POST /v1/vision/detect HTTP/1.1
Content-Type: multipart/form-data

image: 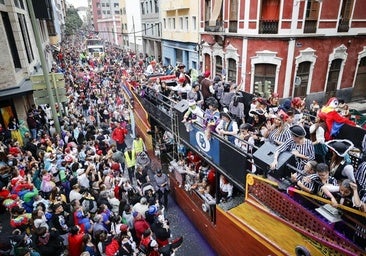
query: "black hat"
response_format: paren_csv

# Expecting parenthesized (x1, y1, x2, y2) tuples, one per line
(289, 125, 306, 137)
(325, 139, 354, 157)
(239, 123, 253, 131)
(249, 109, 265, 116)
(156, 169, 162, 174)
(257, 97, 268, 106)
(220, 112, 231, 119)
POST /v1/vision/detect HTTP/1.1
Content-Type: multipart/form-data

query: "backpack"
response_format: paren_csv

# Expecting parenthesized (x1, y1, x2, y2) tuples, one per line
(105, 239, 120, 256)
(138, 237, 151, 254)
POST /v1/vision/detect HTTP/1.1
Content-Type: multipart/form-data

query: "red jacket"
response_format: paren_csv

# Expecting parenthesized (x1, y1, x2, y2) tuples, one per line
(105, 239, 120, 256)
(134, 219, 150, 240)
(112, 127, 127, 144)
(68, 233, 84, 256)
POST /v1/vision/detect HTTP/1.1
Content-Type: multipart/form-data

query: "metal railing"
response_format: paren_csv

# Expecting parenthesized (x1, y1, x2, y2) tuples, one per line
(259, 19, 278, 34)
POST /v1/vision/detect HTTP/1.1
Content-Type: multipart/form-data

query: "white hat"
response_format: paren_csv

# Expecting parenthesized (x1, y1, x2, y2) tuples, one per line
(76, 168, 84, 175)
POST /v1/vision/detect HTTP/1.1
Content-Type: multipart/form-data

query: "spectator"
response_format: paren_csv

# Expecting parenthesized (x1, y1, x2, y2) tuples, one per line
(154, 170, 169, 209)
(215, 112, 238, 144)
(325, 139, 355, 182)
(270, 125, 315, 172)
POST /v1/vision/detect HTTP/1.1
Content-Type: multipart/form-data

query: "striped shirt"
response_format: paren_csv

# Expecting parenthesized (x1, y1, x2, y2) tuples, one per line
(275, 137, 315, 170)
(267, 127, 292, 145)
(355, 161, 366, 190)
(306, 173, 338, 197)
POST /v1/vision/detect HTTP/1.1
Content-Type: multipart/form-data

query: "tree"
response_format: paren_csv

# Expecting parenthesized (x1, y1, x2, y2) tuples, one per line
(64, 6, 83, 35)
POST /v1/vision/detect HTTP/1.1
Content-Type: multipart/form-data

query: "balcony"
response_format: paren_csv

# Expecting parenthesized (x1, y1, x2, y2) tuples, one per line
(204, 20, 224, 33)
(259, 20, 278, 34)
(304, 20, 317, 34)
(337, 18, 350, 32)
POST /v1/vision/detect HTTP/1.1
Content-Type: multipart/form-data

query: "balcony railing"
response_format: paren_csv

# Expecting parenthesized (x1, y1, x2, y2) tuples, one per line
(229, 21, 238, 33)
(337, 18, 350, 32)
(204, 20, 224, 32)
(259, 20, 278, 34)
(304, 20, 317, 33)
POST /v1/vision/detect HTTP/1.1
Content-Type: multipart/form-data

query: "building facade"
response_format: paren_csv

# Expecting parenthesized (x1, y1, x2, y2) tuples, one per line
(90, 0, 122, 45)
(125, 0, 143, 53)
(119, 0, 129, 50)
(200, 0, 366, 103)
(141, 0, 162, 62)
(0, 0, 54, 126)
(160, 0, 200, 70)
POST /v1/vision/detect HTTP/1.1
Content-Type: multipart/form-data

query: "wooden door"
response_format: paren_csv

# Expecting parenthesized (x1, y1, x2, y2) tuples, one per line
(352, 57, 366, 100)
(325, 59, 342, 102)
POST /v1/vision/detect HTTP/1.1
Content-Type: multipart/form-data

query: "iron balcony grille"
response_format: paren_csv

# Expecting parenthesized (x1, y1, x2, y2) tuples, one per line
(259, 20, 278, 34)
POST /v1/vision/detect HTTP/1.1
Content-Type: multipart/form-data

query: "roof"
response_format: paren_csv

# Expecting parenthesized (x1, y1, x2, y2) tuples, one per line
(0, 79, 33, 99)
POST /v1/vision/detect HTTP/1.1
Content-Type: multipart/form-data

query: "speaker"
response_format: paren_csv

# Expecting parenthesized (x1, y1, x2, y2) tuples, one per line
(253, 142, 295, 179)
(174, 99, 189, 113)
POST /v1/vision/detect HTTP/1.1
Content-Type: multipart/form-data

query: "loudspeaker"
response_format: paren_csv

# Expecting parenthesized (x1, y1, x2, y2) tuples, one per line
(253, 142, 295, 179)
(174, 99, 189, 113)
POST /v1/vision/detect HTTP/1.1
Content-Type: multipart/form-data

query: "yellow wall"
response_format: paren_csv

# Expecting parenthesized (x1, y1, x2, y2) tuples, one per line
(161, 0, 199, 43)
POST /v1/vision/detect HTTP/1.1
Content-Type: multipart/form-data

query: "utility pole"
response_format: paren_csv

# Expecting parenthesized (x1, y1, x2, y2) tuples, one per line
(133, 16, 137, 54)
(26, 0, 61, 133)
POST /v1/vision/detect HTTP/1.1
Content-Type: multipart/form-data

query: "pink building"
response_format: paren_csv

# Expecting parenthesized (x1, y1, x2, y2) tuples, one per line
(90, 0, 122, 46)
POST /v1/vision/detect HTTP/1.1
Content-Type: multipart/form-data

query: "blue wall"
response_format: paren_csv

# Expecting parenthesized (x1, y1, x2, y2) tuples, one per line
(162, 40, 199, 70)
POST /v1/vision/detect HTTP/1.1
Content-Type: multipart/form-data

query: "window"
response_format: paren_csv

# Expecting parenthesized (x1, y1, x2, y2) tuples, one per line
(180, 17, 183, 30)
(102, 3, 105, 7)
(259, 0, 280, 34)
(192, 16, 197, 30)
(14, 0, 20, 8)
(114, 3, 119, 7)
(156, 23, 160, 37)
(19, 0, 24, 9)
(173, 18, 176, 29)
(215, 56, 223, 76)
(115, 10, 119, 14)
(1, 11, 21, 69)
(18, 14, 34, 63)
(0, 0, 5, 4)
(229, 0, 238, 33)
(304, 0, 319, 33)
(228, 58, 237, 83)
(163, 18, 166, 29)
(141, 3, 145, 14)
(294, 62, 311, 98)
(325, 59, 342, 100)
(185, 17, 189, 30)
(97, 3, 100, 8)
(253, 64, 276, 98)
(150, 0, 152, 13)
(168, 18, 171, 29)
(97, 10, 101, 15)
(338, 0, 354, 32)
(176, 49, 183, 63)
(143, 24, 146, 35)
(107, 10, 110, 14)
(46, 20, 56, 36)
(155, 0, 159, 12)
(106, 2, 109, 7)
(103, 10, 106, 14)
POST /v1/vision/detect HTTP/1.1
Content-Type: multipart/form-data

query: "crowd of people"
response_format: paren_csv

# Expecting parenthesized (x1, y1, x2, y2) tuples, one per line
(0, 35, 185, 256)
(0, 29, 365, 255)
(139, 55, 366, 249)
